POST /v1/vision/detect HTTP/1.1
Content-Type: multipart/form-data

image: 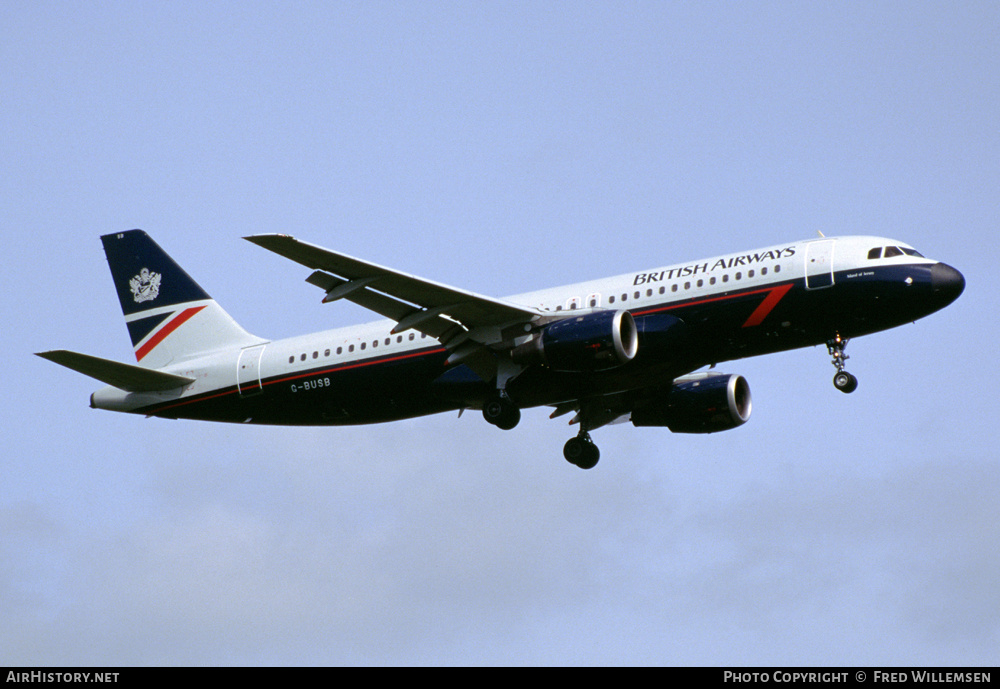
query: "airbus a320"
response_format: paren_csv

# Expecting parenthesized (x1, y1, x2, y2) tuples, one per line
(38, 230, 964, 469)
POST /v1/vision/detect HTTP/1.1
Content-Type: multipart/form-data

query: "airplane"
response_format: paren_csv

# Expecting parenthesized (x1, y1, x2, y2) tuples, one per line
(37, 230, 964, 469)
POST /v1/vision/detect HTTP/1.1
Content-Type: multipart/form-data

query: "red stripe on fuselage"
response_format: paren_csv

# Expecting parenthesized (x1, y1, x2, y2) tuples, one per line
(135, 306, 206, 361)
(264, 347, 448, 388)
(740, 283, 794, 327)
(143, 346, 448, 415)
(634, 282, 795, 327)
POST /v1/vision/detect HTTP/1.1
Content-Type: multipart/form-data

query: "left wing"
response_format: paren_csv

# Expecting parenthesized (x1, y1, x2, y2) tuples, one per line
(245, 235, 546, 370)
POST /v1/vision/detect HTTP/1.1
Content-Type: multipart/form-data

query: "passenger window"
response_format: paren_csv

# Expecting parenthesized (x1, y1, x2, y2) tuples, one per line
(735, 272, 742, 280)
(288, 356, 294, 364)
(774, 265, 781, 273)
(348, 345, 354, 353)
(868, 247, 882, 259)
(696, 279, 703, 288)
(300, 354, 306, 362)
(672, 284, 678, 292)
(748, 270, 754, 279)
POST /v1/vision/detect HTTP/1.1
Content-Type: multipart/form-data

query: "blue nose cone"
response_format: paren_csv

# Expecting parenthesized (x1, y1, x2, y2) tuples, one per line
(930, 262, 965, 306)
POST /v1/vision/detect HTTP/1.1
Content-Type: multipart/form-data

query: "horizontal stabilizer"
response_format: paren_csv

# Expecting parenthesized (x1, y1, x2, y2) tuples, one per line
(35, 350, 195, 392)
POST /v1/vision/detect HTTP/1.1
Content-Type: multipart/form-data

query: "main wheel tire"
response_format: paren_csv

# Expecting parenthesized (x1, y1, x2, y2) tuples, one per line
(563, 437, 584, 464)
(563, 437, 599, 469)
(495, 406, 520, 430)
(483, 396, 520, 430)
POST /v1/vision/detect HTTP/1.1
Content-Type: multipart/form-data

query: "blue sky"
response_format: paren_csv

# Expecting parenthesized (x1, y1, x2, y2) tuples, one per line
(3, 1, 997, 665)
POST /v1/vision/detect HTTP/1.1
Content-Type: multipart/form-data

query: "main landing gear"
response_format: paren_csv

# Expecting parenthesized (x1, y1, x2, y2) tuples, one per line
(482, 393, 601, 470)
(826, 334, 858, 394)
(563, 430, 600, 470)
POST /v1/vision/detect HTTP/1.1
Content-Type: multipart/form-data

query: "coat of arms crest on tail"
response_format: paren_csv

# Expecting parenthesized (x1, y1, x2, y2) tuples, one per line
(129, 268, 161, 303)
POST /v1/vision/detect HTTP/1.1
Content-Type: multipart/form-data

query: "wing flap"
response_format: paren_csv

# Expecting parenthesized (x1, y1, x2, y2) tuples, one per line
(305, 269, 468, 342)
(36, 350, 195, 392)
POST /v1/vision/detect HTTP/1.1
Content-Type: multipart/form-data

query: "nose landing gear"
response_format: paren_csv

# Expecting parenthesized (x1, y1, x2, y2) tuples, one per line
(827, 334, 858, 393)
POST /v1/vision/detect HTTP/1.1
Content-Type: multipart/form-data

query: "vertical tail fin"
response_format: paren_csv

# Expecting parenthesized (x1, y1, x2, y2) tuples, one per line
(101, 230, 261, 368)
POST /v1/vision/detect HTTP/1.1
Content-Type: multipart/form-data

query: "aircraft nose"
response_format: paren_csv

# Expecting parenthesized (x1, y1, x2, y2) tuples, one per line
(930, 262, 965, 305)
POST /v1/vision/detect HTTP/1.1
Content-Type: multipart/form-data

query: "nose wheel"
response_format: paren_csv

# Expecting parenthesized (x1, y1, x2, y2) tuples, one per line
(833, 370, 858, 393)
(827, 334, 858, 393)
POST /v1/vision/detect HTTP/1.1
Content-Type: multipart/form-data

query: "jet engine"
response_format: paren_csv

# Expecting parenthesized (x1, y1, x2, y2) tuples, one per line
(631, 372, 752, 433)
(511, 309, 638, 372)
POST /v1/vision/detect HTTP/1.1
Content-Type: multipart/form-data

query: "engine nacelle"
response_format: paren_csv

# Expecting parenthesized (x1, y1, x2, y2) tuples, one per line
(512, 310, 638, 372)
(631, 373, 752, 433)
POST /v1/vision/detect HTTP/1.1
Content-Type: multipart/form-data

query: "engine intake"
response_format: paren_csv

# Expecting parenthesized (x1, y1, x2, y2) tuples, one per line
(631, 373, 752, 433)
(512, 309, 638, 372)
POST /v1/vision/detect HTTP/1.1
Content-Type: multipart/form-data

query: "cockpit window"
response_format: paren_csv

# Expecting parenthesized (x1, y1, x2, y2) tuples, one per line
(870, 246, 924, 260)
